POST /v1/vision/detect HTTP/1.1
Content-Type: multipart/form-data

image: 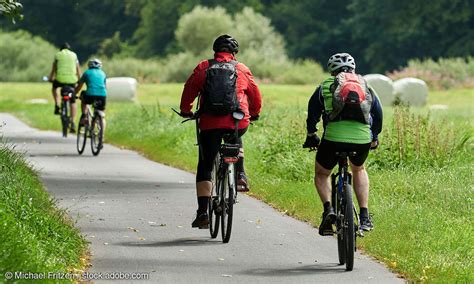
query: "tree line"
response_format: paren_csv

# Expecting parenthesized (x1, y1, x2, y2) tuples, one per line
(1, 0, 472, 73)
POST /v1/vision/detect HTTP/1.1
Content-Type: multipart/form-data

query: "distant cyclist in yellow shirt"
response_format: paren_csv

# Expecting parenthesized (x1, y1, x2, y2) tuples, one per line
(48, 42, 81, 132)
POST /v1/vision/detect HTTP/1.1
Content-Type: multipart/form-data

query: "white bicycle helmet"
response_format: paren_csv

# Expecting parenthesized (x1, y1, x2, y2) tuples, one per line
(327, 53, 356, 72)
(88, 58, 102, 68)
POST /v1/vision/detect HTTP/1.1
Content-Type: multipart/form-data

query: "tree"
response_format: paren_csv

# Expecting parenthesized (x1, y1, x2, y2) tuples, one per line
(175, 6, 233, 55)
(348, 0, 474, 72)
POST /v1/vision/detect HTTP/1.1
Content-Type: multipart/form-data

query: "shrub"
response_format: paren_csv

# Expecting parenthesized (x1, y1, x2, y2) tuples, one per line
(387, 57, 474, 90)
(276, 59, 327, 85)
(0, 30, 56, 82)
(93, 57, 163, 83)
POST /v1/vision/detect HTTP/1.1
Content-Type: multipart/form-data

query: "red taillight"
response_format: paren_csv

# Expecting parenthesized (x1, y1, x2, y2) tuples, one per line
(63, 96, 70, 101)
(223, 157, 239, 163)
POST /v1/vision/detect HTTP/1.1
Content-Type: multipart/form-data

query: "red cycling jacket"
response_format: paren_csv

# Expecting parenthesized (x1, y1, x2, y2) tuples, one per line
(180, 52, 262, 130)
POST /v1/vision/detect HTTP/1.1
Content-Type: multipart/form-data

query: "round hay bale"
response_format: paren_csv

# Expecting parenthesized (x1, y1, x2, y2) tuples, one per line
(393, 78, 428, 107)
(106, 77, 137, 101)
(363, 74, 395, 106)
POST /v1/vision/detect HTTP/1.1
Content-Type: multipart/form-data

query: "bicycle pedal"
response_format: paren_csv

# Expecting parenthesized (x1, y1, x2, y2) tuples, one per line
(198, 225, 209, 229)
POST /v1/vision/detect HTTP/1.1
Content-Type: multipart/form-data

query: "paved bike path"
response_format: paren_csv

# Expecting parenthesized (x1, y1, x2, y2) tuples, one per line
(1, 113, 403, 283)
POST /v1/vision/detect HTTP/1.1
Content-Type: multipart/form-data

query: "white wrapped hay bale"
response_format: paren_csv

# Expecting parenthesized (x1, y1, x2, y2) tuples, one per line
(106, 77, 137, 101)
(363, 74, 395, 106)
(393, 78, 428, 107)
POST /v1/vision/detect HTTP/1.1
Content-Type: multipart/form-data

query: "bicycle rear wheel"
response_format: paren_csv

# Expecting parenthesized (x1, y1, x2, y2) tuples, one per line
(343, 184, 355, 271)
(220, 165, 234, 243)
(90, 114, 103, 156)
(76, 123, 87, 154)
(60, 102, 69, 137)
(209, 156, 220, 238)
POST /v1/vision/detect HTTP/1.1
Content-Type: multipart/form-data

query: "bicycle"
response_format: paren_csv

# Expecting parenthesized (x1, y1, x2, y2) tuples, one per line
(173, 108, 244, 243)
(77, 98, 105, 156)
(59, 85, 75, 137)
(331, 151, 364, 271)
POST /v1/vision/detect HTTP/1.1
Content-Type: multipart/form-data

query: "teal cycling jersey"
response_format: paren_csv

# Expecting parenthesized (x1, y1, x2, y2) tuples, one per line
(79, 68, 107, 97)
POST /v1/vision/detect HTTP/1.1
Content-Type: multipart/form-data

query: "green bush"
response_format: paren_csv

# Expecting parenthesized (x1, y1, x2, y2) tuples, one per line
(0, 30, 57, 82)
(277, 59, 328, 85)
(387, 57, 474, 90)
(91, 57, 163, 83)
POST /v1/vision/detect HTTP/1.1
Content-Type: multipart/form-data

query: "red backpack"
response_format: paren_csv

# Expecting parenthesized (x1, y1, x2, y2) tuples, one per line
(329, 72, 372, 124)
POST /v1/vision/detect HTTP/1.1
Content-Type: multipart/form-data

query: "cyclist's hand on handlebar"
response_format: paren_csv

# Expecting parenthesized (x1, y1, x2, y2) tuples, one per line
(303, 133, 320, 150)
(370, 140, 379, 150)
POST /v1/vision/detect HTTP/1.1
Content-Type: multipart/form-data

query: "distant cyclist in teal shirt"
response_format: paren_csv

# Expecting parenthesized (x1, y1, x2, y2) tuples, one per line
(75, 58, 107, 126)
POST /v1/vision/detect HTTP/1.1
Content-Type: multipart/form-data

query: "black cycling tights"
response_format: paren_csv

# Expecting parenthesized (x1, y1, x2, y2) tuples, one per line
(196, 128, 247, 182)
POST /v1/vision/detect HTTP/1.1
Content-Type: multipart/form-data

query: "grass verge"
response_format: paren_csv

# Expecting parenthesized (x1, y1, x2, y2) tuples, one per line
(0, 82, 472, 282)
(0, 142, 88, 283)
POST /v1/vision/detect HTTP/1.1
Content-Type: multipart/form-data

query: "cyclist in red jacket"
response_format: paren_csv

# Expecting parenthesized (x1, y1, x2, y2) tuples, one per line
(180, 35, 262, 228)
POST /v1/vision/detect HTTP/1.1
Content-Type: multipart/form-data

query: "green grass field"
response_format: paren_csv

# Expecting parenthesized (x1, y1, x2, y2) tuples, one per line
(0, 143, 88, 283)
(0, 82, 472, 282)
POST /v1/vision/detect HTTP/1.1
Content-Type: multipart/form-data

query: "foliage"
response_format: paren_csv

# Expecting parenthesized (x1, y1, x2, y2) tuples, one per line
(0, 142, 87, 281)
(175, 6, 232, 55)
(348, 0, 473, 72)
(0, 30, 56, 82)
(388, 57, 474, 90)
(1, 0, 140, 60)
(96, 57, 163, 83)
(0, 0, 22, 22)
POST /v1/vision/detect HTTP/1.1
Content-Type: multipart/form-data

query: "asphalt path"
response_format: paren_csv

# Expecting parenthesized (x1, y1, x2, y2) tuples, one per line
(1, 113, 403, 283)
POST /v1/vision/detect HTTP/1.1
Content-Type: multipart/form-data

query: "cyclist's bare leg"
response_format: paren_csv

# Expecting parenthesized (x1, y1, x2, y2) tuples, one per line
(70, 102, 76, 121)
(52, 86, 59, 106)
(350, 162, 369, 208)
(197, 181, 212, 197)
(315, 161, 332, 203)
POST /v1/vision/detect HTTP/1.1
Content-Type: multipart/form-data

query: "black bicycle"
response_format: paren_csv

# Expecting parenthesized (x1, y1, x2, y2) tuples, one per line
(59, 85, 75, 137)
(208, 111, 244, 243)
(77, 99, 105, 156)
(331, 151, 364, 271)
(173, 108, 244, 243)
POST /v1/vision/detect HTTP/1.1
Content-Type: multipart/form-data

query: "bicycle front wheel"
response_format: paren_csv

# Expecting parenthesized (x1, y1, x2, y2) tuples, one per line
(220, 165, 234, 243)
(76, 122, 87, 154)
(90, 115, 103, 156)
(343, 184, 355, 271)
(209, 156, 220, 238)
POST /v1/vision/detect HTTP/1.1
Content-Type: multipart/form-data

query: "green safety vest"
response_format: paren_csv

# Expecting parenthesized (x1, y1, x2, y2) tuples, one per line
(55, 49, 78, 84)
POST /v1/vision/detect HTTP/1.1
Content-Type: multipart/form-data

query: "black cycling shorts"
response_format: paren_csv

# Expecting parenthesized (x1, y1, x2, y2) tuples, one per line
(196, 128, 247, 182)
(53, 80, 76, 89)
(316, 139, 371, 170)
(81, 92, 106, 111)
(55, 81, 77, 103)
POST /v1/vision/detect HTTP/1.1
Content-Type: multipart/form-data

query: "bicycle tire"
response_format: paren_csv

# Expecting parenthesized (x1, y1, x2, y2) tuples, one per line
(61, 101, 69, 137)
(343, 184, 355, 271)
(91, 114, 103, 156)
(333, 178, 345, 265)
(209, 156, 220, 238)
(76, 123, 87, 154)
(220, 165, 234, 243)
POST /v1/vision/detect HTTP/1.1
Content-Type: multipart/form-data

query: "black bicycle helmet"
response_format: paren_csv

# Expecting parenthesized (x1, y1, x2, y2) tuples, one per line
(213, 35, 239, 53)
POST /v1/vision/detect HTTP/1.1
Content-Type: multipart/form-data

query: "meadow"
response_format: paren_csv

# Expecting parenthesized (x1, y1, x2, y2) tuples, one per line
(0, 82, 472, 282)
